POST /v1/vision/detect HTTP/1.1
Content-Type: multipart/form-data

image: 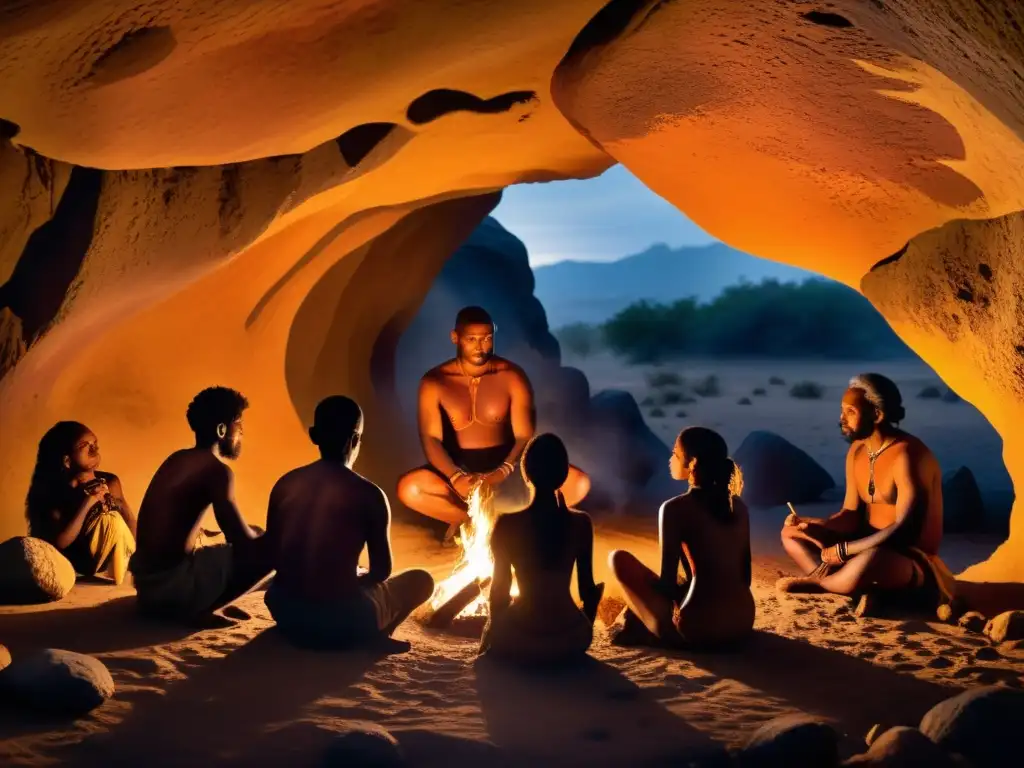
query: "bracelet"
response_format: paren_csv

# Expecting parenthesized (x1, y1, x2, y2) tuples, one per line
(501, 461, 515, 477)
(837, 541, 848, 563)
(448, 469, 466, 486)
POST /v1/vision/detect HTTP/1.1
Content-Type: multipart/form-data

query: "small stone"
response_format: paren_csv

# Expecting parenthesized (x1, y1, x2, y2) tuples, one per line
(974, 646, 1000, 661)
(0, 644, 11, 672)
(322, 723, 405, 768)
(844, 726, 958, 766)
(956, 611, 986, 634)
(0, 536, 76, 604)
(0, 648, 114, 716)
(737, 714, 840, 767)
(920, 686, 1024, 766)
(983, 610, 1024, 644)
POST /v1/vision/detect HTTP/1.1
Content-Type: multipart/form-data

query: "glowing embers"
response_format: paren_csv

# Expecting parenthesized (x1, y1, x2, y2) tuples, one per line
(426, 481, 518, 632)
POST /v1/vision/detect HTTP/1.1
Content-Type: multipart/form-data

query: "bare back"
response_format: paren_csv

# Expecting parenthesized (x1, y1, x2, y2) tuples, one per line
(493, 505, 592, 622)
(664, 491, 754, 639)
(136, 449, 239, 568)
(267, 461, 388, 600)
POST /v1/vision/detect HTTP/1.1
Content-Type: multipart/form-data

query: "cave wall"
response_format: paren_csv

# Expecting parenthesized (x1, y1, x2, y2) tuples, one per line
(1, 0, 1024, 583)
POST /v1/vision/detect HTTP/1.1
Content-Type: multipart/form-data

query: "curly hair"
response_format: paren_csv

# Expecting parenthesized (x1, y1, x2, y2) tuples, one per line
(849, 373, 905, 426)
(185, 386, 249, 438)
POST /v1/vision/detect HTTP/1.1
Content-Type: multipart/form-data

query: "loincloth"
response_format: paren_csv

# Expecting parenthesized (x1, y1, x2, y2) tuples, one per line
(264, 580, 402, 649)
(429, 443, 531, 511)
(64, 507, 135, 584)
(129, 543, 233, 619)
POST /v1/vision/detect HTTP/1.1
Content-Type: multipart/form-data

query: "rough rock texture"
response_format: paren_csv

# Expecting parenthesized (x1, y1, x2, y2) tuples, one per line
(843, 726, 959, 766)
(942, 466, 986, 533)
(395, 217, 671, 513)
(956, 611, 987, 634)
(0, 536, 76, 604)
(919, 686, 1024, 766)
(733, 431, 836, 508)
(0, 1, 1023, 587)
(984, 610, 1024, 643)
(0, 648, 115, 716)
(322, 723, 406, 768)
(736, 714, 840, 768)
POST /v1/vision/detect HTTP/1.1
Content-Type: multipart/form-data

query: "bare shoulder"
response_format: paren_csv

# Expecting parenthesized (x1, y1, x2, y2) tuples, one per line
(661, 493, 692, 515)
(96, 470, 121, 486)
(847, 441, 867, 461)
(570, 508, 594, 535)
(492, 357, 530, 383)
(895, 433, 939, 470)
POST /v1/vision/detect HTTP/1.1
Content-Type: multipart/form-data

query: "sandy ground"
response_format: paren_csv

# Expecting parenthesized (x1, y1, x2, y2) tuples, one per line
(2, 515, 1023, 768)
(2, 357, 1021, 767)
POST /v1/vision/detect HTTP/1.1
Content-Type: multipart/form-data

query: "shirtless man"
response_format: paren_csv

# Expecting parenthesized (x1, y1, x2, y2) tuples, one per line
(263, 395, 434, 650)
(397, 306, 591, 542)
(777, 373, 954, 606)
(130, 387, 272, 626)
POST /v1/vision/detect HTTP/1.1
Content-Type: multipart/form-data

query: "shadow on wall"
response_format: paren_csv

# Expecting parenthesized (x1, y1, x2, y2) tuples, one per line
(392, 217, 675, 515)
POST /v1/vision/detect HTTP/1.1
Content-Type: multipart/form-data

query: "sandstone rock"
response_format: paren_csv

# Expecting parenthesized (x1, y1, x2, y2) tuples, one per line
(1, 648, 114, 716)
(942, 467, 986, 533)
(984, 610, 1024, 644)
(0, 643, 11, 672)
(733, 431, 835, 508)
(736, 714, 840, 767)
(919, 686, 1024, 766)
(844, 726, 958, 766)
(0, 536, 76, 604)
(957, 611, 987, 634)
(321, 723, 405, 768)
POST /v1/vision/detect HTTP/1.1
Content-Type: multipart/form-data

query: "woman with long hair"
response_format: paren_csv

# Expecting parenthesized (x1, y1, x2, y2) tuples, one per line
(480, 433, 604, 665)
(609, 426, 754, 648)
(26, 421, 137, 585)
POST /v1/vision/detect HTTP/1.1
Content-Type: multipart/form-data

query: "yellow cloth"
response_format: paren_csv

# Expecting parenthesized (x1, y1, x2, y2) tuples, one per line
(66, 508, 136, 585)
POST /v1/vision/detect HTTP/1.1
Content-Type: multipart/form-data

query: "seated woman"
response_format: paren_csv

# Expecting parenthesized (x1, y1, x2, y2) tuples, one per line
(480, 433, 604, 666)
(26, 421, 137, 585)
(608, 426, 754, 649)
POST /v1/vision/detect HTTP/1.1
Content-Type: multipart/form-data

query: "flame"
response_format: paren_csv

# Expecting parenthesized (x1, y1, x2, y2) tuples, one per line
(430, 480, 518, 618)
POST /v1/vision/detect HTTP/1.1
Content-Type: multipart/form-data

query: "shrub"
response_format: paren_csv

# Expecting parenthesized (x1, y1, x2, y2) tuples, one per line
(649, 407, 666, 417)
(640, 395, 656, 406)
(752, 387, 767, 396)
(646, 371, 683, 388)
(675, 410, 687, 418)
(917, 385, 941, 399)
(942, 388, 961, 403)
(737, 396, 752, 405)
(554, 322, 601, 359)
(790, 381, 825, 400)
(692, 375, 721, 397)
(769, 376, 786, 386)
(660, 390, 686, 405)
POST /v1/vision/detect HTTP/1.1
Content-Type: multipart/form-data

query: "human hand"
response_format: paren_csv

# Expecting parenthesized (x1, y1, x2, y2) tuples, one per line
(820, 544, 844, 566)
(481, 468, 509, 487)
(83, 480, 109, 502)
(452, 473, 477, 500)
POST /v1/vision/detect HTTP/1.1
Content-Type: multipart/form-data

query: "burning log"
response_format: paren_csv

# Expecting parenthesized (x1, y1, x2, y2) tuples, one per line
(427, 576, 492, 629)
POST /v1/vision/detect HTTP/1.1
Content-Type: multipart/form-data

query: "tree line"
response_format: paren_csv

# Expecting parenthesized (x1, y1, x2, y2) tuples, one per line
(553, 278, 913, 364)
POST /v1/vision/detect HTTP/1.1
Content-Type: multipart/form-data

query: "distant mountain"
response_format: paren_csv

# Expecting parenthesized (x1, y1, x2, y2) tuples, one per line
(532, 242, 818, 328)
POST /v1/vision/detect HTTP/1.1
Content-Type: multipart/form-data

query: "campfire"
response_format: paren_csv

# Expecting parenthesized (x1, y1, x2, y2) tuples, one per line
(426, 480, 519, 629)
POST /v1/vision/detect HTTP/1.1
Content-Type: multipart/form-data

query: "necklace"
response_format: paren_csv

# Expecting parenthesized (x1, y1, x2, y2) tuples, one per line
(456, 358, 490, 382)
(866, 438, 895, 502)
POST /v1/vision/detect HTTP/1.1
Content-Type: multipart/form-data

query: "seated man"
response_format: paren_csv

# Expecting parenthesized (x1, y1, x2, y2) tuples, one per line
(26, 421, 136, 585)
(130, 387, 272, 626)
(263, 395, 434, 650)
(397, 305, 591, 543)
(480, 433, 604, 666)
(777, 373, 955, 610)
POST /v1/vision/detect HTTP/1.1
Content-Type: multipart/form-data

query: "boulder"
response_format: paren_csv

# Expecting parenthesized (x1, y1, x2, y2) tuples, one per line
(957, 611, 987, 634)
(321, 723, 405, 768)
(919, 686, 1024, 766)
(941, 467, 985, 533)
(736, 714, 840, 768)
(0, 643, 10, 672)
(0, 648, 115, 716)
(843, 726, 958, 766)
(984, 610, 1024, 643)
(0, 536, 76, 604)
(733, 431, 835, 508)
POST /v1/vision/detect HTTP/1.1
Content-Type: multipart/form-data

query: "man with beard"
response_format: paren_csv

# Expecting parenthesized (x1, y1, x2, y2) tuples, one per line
(777, 373, 954, 608)
(397, 306, 591, 543)
(130, 386, 273, 626)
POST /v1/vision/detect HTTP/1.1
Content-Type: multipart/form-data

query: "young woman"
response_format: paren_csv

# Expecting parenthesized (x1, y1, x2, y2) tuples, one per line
(609, 426, 754, 648)
(26, 421, 136, 585)
(480, 433, 604, 665)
